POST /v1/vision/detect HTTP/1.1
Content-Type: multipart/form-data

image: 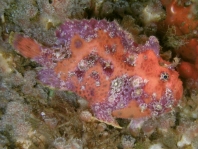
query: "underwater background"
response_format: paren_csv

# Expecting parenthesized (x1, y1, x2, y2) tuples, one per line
(0, 0, 198, 149)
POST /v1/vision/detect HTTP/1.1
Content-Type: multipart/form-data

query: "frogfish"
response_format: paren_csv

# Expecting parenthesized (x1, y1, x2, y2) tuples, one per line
(10, 19, 183, 128)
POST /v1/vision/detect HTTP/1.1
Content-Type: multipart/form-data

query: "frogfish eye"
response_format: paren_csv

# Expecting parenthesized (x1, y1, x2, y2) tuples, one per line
(160, 72, 169, 81)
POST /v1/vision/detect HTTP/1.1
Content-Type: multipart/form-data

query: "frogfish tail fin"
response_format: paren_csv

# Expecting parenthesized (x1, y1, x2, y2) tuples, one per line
(10, 32, 42, 59)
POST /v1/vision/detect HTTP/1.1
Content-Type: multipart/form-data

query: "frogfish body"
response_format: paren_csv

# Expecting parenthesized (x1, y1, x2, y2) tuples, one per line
(11, 19, 183, 128)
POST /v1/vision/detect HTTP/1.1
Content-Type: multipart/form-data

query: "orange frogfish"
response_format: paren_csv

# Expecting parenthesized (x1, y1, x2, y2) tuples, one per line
(11, 19, 183, 128)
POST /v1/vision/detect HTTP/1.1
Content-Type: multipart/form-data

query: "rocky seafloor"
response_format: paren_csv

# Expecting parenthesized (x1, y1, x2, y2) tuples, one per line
(0, 0, 198, 149)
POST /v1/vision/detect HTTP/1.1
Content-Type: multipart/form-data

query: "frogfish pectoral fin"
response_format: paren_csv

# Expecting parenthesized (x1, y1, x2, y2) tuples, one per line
(91, 103, 122, 129)
(95, 117, 122, 129)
